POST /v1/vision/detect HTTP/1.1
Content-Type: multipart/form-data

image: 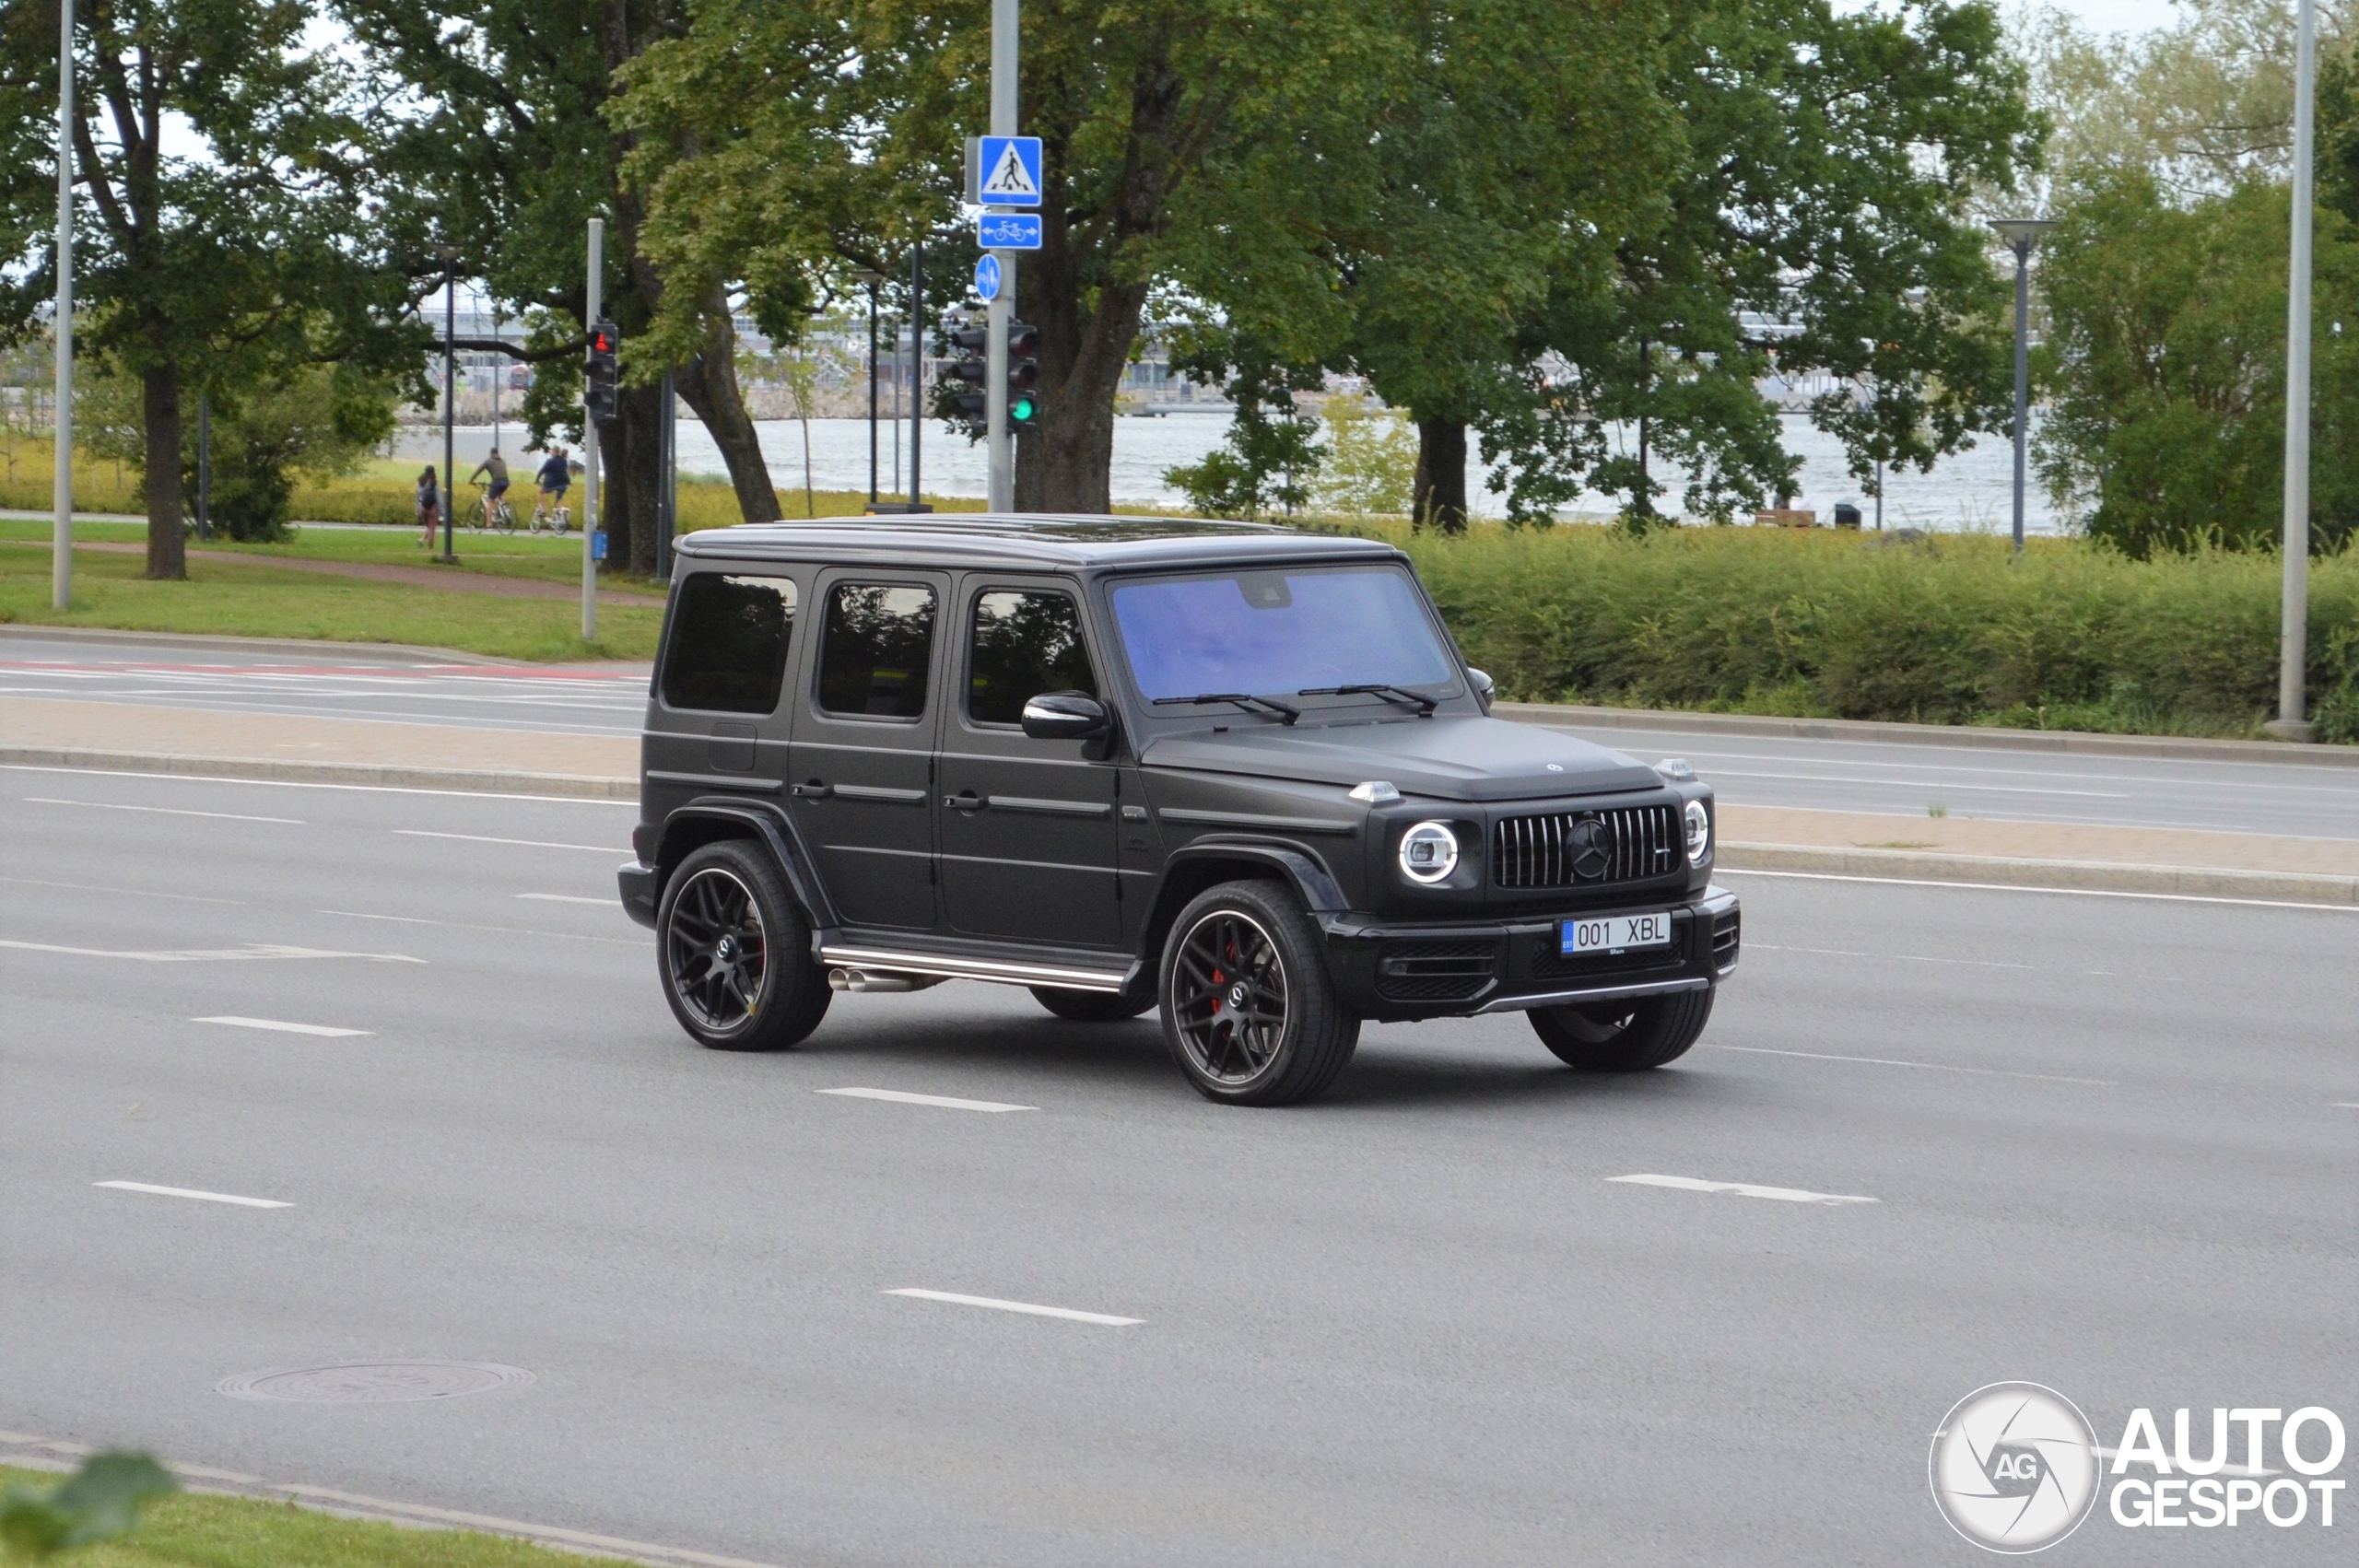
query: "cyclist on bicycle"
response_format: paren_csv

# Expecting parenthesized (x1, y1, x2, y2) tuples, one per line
(469, 448, 511, 521)
(533, 447, 571, 531)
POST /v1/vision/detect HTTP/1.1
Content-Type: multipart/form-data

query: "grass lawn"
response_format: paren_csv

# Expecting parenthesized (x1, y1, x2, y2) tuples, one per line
(0, 1466, 609, 1568)
(0, 538, 662, 661)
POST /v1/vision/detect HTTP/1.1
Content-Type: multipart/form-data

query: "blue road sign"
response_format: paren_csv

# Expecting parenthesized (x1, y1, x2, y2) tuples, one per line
(973, 253, 1002, 301)
(976, 136, 1044, 206)
(977, 211, 1042, 252)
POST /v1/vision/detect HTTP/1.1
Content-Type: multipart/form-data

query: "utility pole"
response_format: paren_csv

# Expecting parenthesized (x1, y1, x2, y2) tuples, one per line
(196, 392, 210, 540)
(1990, 218, 2054, 556)
(440, 246, 457, 562)
(986, 0, 1018, 513)
(53, 0, 73, 609)
(858, 270, 883, 506)
(657, 367, 675, 581)
(582, 217, 602, 642)
(2271, 0, 2319, 741)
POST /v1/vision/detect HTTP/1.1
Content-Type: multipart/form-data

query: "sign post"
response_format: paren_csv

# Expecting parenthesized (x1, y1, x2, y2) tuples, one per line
(53, 0, 73, 609)
(984, 3, 1027, 513)
(581, 217, 601, 642)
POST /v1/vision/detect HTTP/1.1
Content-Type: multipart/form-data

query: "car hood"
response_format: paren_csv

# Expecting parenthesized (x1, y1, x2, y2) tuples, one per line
(1138, 715, 1666, 802)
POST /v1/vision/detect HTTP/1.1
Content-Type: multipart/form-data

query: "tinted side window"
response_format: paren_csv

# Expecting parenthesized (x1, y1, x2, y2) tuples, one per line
(818, 583, 937, 718)
(968, 590, 1097, 725)
(661, 574, 796, 713)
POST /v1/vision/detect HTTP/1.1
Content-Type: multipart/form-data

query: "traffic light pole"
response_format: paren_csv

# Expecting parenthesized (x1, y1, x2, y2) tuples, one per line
(985, 0, 1017, 513)
(581, 217, 601, 642)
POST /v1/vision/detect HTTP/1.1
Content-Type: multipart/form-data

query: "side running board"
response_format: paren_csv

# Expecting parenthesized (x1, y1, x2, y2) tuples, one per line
(816, 944, 1130, 994)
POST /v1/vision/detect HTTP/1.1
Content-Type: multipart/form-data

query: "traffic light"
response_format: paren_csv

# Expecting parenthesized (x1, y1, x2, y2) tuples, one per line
(945, 318, 991, 436)
(1006, 322, 1040, 428)
(584, 318, 620, 427)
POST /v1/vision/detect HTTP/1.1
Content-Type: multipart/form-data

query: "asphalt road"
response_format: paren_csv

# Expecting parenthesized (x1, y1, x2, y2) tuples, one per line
(4, 764, 2353, 1566)
(7, 629, 2359, 838)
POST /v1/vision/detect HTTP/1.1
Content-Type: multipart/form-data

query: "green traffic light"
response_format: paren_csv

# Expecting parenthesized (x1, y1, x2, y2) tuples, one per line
(1011, 396, 1037, 424)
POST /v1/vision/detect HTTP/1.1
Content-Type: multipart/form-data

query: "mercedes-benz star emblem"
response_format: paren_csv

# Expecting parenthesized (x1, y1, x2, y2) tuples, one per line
(1568, 817, 1613, 880)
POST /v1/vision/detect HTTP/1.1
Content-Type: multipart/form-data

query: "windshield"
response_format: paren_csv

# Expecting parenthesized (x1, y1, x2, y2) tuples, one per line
(1109, 565, 1458, 703)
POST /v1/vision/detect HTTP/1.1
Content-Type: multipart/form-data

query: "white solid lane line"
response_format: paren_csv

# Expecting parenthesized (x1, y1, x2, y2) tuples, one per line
(194, 1016, 371, 1038)
(1702, 1043, 2112, 1086)
(819, 1087, 1036, 1113)
(1716, 867, 2359, 913)
(515, 894, 611, 905)
(2, 763, 638, 804)
(1610, 1174, 1878, 1206)
(22, 797, 303, 824)
(0, 939, 422, 964)
(95, 1181, 291, 1209)
(394, 830, 618, 852)
(886, 1289, 1141, 1326)
(1697, 769, 2129, 798)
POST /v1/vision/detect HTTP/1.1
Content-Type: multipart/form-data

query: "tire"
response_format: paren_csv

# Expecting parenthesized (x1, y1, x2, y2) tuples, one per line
(656, 840, 831, 1051)
(1029, 987, 1154, 1023)
(1529, 988, 1713, 1071)
(1159, 880, 1358, 1106)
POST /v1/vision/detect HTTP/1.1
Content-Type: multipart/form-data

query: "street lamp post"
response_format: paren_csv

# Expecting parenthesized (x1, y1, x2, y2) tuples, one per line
(53, 0, 74, 610)
(439, 245, 458, 563)
(1991, 218, 2055, 556)
(2269, 0, 2320, 742)
(855, 269, 884, 507)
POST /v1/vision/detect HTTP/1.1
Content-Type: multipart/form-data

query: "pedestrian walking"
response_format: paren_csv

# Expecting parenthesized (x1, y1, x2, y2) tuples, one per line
(416, 465, 440, 547)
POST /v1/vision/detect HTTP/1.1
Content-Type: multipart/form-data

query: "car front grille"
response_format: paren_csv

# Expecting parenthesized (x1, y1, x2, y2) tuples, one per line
(1492, 804, 1681, 889)
(1711, 907, 1742, 969)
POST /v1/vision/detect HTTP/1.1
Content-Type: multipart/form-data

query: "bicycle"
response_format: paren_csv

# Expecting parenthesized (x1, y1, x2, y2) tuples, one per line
(471, 484, 519, 533)
(531, 495, 572, 534)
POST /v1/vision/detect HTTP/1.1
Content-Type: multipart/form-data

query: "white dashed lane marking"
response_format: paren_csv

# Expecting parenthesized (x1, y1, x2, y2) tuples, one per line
(886, 1289, 1141, 1326)
(194, 1016, 371, 1038)
(1610, 1174, 1878, 1206)
(818, 1088, 1036, 1113)
(95, 1181, 292, 1209)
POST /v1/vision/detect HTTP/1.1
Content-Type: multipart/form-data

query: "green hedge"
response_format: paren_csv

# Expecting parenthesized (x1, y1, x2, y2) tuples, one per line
(1380, 523, 2359, 743)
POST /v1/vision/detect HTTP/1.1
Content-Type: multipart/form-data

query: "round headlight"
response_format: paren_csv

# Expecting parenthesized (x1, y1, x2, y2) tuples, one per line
(1398, 821, 1461, 883)
(1684, 799, 1711, 862)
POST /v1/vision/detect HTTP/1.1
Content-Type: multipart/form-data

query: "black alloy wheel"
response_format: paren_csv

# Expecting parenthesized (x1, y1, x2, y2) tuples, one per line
(1159, 880, 1357, 1106)
(1528, 988, 1713, 1071)
(657, 840, 830, 1051)
(1029, 987, 1155, 1023)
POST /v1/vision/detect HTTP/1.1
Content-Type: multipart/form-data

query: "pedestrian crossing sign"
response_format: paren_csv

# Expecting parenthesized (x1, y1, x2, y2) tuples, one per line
(972, 135, 1043, 206)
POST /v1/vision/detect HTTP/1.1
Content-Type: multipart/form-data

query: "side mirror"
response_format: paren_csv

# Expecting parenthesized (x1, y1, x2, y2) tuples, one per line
(1466, 667, 1496, 713)
(1021, 690, 1110, 741)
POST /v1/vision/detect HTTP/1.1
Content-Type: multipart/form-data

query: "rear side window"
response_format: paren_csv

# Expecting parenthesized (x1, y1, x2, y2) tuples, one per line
(661, 574, 797, 713)
(968, 590, 1097, 724)
(818, 583, 937, 718)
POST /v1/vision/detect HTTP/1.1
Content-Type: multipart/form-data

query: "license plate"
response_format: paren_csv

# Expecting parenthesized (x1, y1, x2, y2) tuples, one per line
(1561, 912, 1673, 955)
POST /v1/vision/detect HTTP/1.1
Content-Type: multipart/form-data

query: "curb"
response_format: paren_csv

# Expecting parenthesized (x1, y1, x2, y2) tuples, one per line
(0, 746, 636, 801)
(1718, 842, 2359, 907)
(1498, 702, 2359, 768)
(0, 623, 530, 666)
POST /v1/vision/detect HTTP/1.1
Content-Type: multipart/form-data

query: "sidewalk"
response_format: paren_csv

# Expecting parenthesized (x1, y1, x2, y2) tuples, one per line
(6, 693, 2354, 904)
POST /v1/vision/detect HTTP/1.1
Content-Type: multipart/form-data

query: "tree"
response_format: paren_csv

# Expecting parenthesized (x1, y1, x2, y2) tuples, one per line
(619, 0, 1427, 512)
(1479, 0, 2038, 526)
(335, 0, 786, 574)
(2034, 172, 2359, 555)
(0, 0, 420, 579)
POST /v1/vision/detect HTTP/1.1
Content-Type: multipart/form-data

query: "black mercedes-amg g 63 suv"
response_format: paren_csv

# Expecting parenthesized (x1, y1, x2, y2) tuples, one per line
(617, 515, 1739, 1105)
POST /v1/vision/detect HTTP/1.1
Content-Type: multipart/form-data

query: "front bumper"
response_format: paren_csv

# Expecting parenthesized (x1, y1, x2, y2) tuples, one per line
(618, 861, 658, 928)
(1319, 884, 1739, 1022)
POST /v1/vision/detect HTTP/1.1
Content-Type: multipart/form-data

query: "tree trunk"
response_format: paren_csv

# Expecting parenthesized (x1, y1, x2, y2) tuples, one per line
(143, 365, 187, 578)
(672, 299, 780, 523)
(1413, 418, 1469, 534)
(1012, 255, 1149, 513)
(616, 381, 665, 575)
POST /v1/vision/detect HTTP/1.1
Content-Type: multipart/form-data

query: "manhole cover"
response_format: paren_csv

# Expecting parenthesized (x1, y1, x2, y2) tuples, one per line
(217, 1361, 534, 1404)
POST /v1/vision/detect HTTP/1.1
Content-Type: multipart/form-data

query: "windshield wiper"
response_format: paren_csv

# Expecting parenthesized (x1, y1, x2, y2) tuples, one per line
(1298, 683, 1438, 716)
(1153, 692, 1301, 725)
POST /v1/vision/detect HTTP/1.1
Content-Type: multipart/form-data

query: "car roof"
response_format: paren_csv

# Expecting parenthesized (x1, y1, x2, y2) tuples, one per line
(671, 513, 1405, 570)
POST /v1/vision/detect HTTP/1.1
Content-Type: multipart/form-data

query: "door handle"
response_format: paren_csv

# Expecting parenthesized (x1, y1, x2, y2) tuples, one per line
(945, 791, 987, 813)
(792, 780, 831, 799)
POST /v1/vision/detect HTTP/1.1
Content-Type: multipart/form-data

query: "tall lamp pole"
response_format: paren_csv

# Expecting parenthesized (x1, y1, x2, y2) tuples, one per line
(439, 244, 458, 562)
(856, 269, 883, 506)
(2270, 0, 2320, 742)
(53, 0, 74, 609)
(1991, 218, 2055, 556)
